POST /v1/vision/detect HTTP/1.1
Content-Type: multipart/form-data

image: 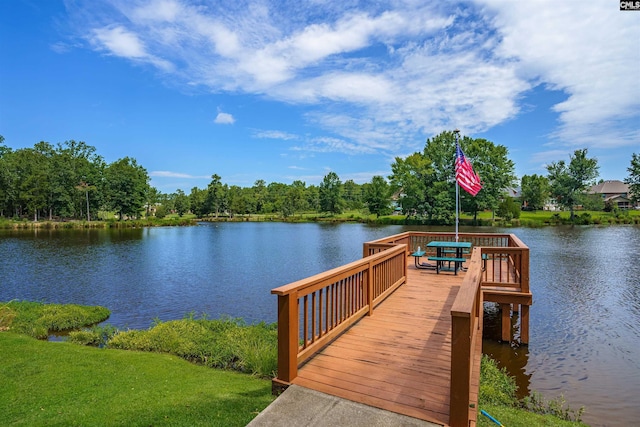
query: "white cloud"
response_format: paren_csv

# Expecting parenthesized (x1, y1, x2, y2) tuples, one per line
(90, 24, 174, 71)
(69, 0, 639, 156)
(475, 0, 640, 149)
(214, 112, 235, 124)
(92, 25, 147, 58)
(254, 130, 298, 140)
(292, 136, 377, 155)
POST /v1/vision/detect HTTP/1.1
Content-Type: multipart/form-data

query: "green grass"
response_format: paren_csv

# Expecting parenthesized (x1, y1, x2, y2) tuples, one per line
(2, 302, 591, 426)
(478, 356, 587, 427)
(0, 333, 274, 426)
(101, 316, 278, 378)
(458, 209, 640, 227)
(478, 405, 588, 427)
(0, 301, 110, 339)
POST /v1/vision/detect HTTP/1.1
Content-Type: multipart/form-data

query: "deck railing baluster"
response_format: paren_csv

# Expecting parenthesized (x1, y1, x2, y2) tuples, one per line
(311, 291, 317, 343)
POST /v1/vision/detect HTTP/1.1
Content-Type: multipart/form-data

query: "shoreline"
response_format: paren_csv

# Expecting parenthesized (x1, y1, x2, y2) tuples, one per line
(1, 209, 639, 230)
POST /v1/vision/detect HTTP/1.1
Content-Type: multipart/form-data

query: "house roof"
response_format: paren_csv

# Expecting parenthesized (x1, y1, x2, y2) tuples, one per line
(589, 180, 629, 195)
(604, 194, 630, 202)
(504, 186, 521, 198)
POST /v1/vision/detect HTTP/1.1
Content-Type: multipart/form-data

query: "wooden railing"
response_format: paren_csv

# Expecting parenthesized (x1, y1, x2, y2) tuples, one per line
(365, 231, 514, 255)
(271, 230, 530, 427)
(365, 231, 530, 304)
(450, 247, 484, 427)
(480, 233, 531, 343)
(271, 244, 407, 389)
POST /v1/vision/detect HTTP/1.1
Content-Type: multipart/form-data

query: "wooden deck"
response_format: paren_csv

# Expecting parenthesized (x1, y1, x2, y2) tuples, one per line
(272, 232, 531, 427)
(291, 263, 481, 426)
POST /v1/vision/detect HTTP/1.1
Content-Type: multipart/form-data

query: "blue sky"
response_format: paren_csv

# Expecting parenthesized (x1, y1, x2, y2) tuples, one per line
(1, 1, 638, 193)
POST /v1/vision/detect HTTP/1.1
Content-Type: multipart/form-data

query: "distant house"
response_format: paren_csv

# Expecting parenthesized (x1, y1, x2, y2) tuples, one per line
(589, 180, 636, 209)
(390, 189, 405, 215)
(504, 187, 521, 199)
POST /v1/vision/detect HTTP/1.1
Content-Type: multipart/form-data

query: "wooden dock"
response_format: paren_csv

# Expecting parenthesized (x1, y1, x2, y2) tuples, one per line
(271, 232, 531, 427)
(292, 265, 479, 425)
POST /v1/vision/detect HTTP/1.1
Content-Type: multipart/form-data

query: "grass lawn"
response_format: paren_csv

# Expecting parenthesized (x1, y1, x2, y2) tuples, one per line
(1, 301, 588, 426)
(477, 405, 588, 427)
(457, 209, 640, 226)
(0, 333, 274, 426)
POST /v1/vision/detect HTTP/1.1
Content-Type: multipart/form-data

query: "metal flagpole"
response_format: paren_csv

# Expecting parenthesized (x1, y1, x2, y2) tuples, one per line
(454, 129, 460, 242)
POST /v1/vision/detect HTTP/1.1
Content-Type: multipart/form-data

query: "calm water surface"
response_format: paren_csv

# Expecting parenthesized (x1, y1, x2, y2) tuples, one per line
(1, 222, 639, 426)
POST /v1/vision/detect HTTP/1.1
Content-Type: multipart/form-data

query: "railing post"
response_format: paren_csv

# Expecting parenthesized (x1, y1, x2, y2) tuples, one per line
(274, 293, 298, 390)
(450, 312, 471, 427)
(520, 247, 530, 294)
(402, 245, 408, 283)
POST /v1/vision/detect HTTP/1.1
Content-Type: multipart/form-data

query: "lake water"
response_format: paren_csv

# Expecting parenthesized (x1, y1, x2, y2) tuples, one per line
(1, 222, 639, 426)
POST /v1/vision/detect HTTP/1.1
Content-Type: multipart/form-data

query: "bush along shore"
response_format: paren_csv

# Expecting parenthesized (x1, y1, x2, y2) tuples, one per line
(0, 217, 198, 230)
(2, 208, 639, 229)
(0, 301, 588, 426)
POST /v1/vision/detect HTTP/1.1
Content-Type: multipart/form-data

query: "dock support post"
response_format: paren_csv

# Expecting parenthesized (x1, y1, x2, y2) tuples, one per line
(500, 303, 511, 342)
(520, 304, 530, 344)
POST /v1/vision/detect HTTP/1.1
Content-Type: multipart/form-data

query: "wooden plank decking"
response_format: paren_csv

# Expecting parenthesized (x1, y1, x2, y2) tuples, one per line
(291, 263, 482, 426)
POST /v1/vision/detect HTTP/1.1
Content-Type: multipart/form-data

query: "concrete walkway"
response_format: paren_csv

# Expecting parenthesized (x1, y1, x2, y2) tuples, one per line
(247, 385, 442, 427)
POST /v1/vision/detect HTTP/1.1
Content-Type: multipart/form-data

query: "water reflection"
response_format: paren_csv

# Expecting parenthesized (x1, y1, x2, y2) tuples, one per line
(484, 226, 640, 427)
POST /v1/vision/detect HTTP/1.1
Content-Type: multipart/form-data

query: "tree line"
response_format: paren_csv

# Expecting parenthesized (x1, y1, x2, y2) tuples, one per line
(1, 133, 638, 223)
(0, 136, 148, 221)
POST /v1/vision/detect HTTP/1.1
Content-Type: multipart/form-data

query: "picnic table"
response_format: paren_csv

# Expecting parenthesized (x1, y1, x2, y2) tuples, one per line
(426, 241, 471, 274)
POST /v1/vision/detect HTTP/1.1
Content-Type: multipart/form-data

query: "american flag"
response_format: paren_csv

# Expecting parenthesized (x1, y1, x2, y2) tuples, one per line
(455, 143, 482, 196)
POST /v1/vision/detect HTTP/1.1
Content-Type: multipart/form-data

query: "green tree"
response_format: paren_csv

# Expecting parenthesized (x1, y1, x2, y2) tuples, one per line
(390, 131, 515, 223)
(53, 140, 104, 220)
(104, 157, 150, 220)
(173, 189, 189, 217)
(496, 196, 521, 221)
(0, 136, 17, 217)
(343, 179, 363, 210)
(581, 193, 605, 211)
(319, 172, 344, 214)
(158, 191, 174, 214)
(268, 182, 291, 214)
(12, 144, 53, 221)
(189, 187, 207, 217)
(205, 174, 226, 217)
(547, 148, 599, 220)
(625, 153, 640, 206)
(461, 137, 516, 220)
(282, 180, 307, 218)
(146, 187, 161, 218)
(227, 185, 252, 217)
(75, 181, 96, 221)
(363, 176, 391, 217)
(422, 132, 457, 223)
(389, 153, 431, 217)
(520, 174, 550, 211)
(306, 185, 320, 211)
(252, 179, 267, 214)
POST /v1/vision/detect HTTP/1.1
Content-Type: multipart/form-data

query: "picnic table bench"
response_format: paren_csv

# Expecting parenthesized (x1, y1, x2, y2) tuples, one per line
(427, 256, 466, 274)
(410, 250, 436, 270)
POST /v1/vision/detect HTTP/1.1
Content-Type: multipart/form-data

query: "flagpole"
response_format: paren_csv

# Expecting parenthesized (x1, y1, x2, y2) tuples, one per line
(454, 129, 460, 242)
